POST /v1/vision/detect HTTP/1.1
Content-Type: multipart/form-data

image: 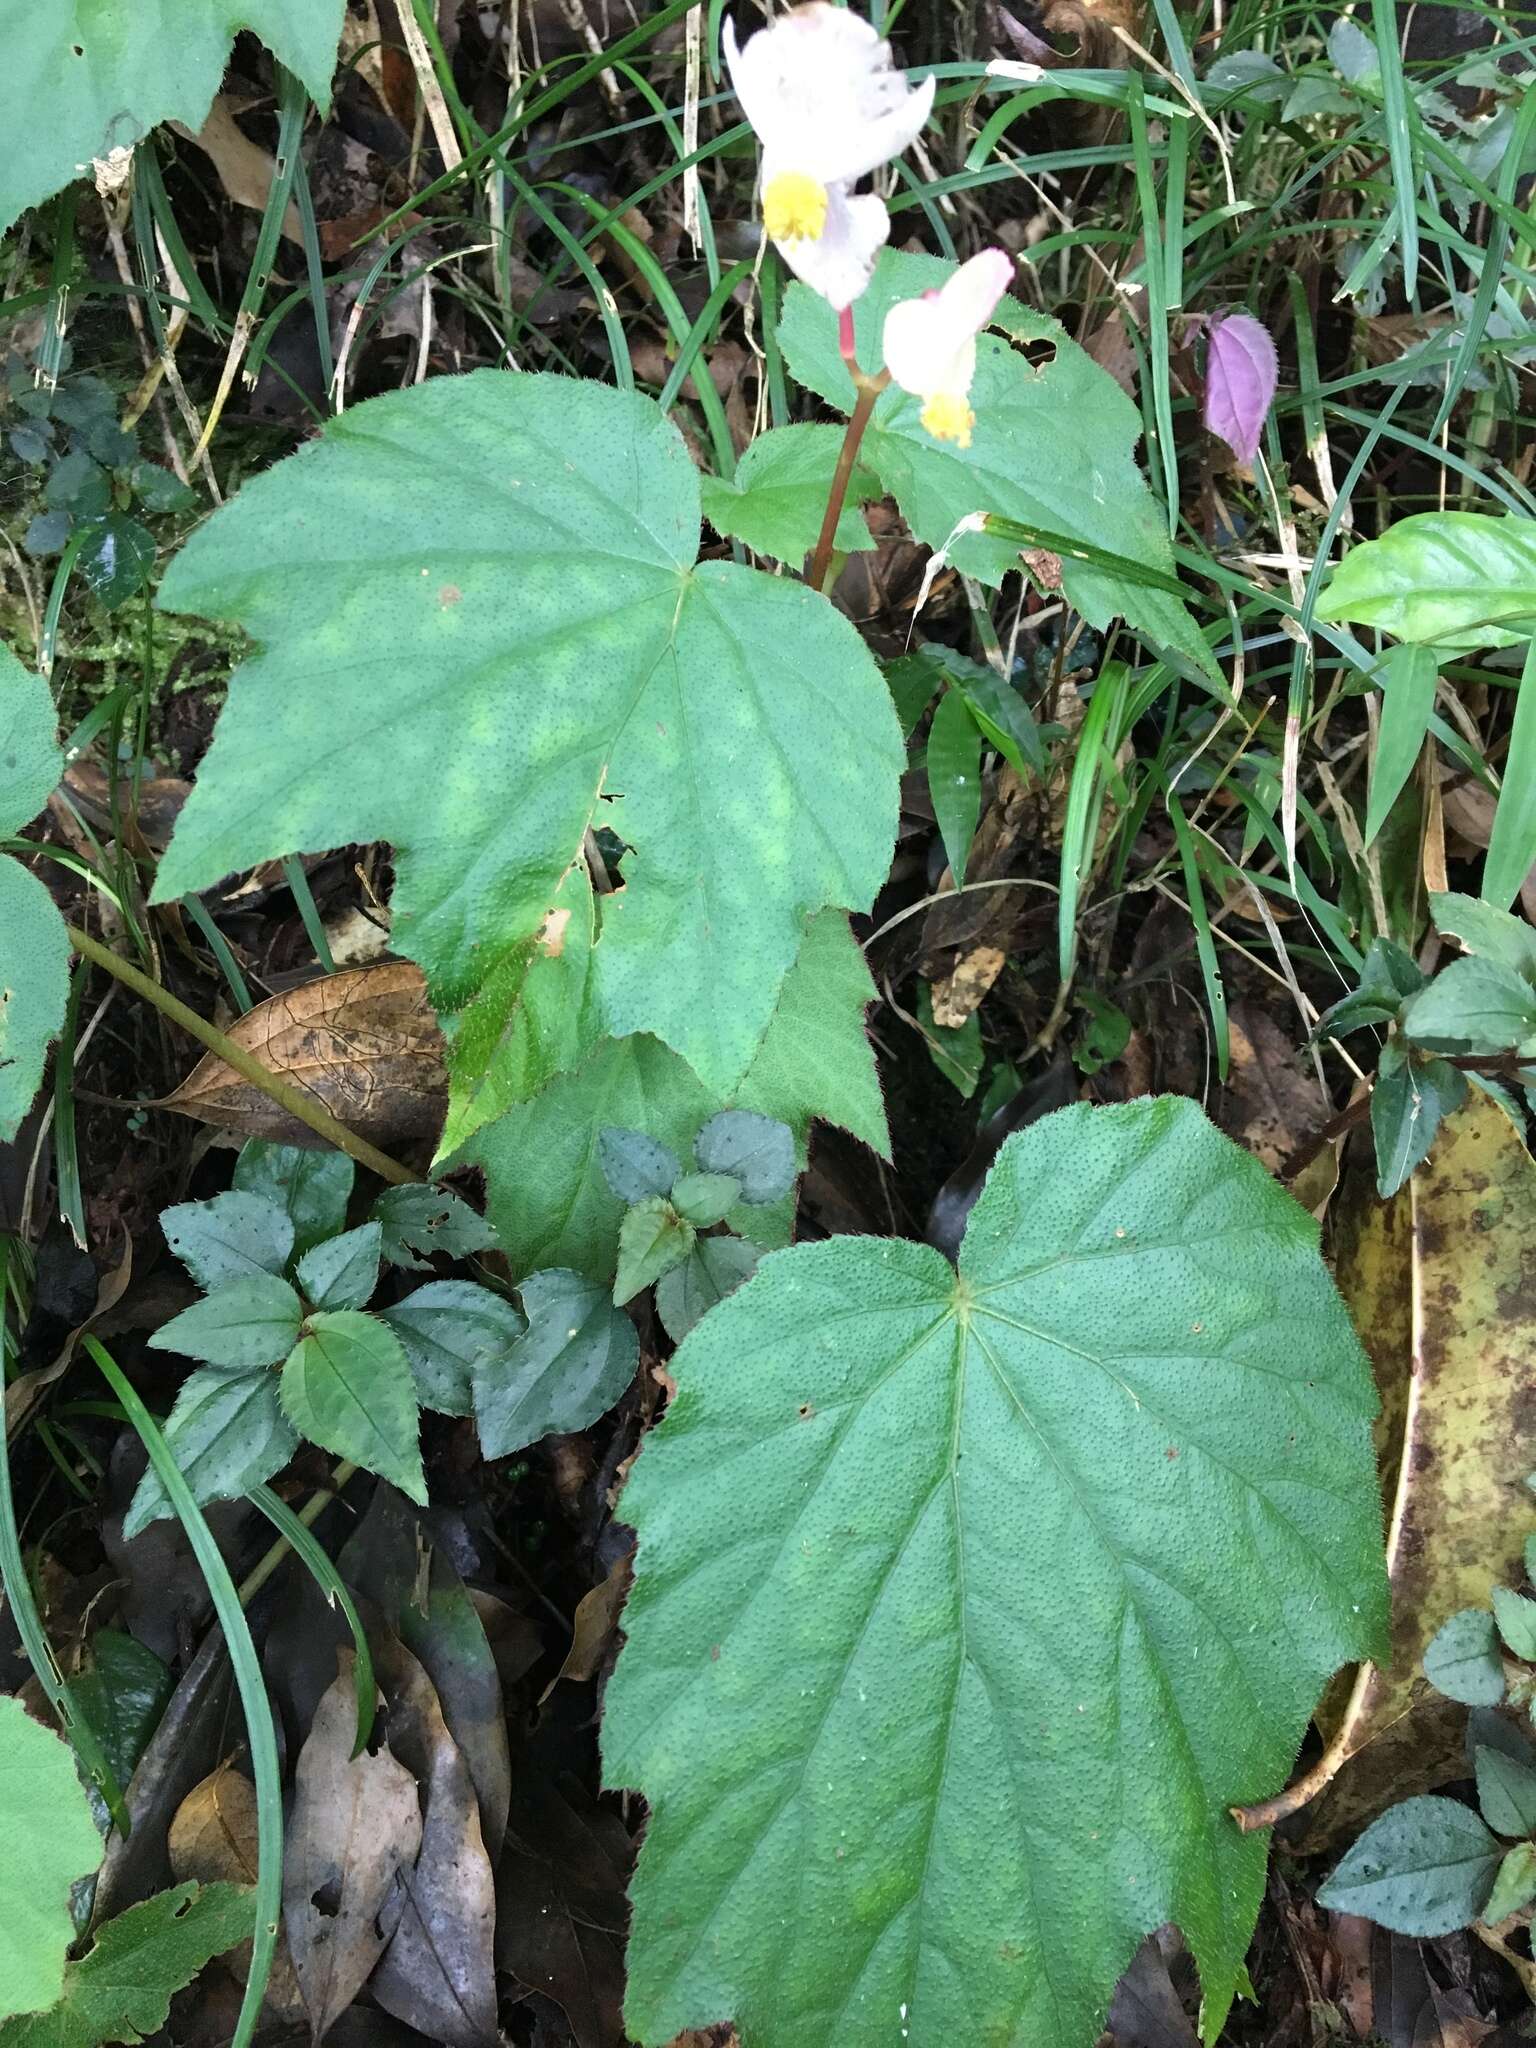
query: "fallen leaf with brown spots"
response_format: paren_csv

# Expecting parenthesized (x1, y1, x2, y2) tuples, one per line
(1304, 1097, 1536, 1845)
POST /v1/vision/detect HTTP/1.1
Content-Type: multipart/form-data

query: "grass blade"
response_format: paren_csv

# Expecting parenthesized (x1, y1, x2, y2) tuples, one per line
(1483, 638, 1536, 909)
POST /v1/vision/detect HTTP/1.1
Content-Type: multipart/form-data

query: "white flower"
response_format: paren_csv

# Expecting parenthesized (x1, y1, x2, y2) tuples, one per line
(881, 248, 1015, 447)
(724, 4, 935, 310)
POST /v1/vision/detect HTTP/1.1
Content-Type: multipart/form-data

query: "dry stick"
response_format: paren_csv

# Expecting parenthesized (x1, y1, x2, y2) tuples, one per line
(65, 924, 417, 1186)
(806, 363, 890, 596)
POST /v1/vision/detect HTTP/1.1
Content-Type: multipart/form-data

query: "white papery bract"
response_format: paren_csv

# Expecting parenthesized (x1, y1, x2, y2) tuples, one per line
(881, 247, 1015, 446)
(723, 4, 935, 310)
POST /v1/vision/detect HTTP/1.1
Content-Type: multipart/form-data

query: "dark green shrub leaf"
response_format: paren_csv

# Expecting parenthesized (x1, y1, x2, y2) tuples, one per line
(473, 912, 889, 1281)
(0, 2, 345, 230)
(699, 424, 877, 562)
(381, 1279, 526, 1417)
(926, 686, 981, 885)
(280, 1312, 425, 1503)
(77, 514, 156, 610)
(1400, 957, 1536, 1055)
(654, 1235, 760, 1343)
(1424, 1608, 1506, 1704)
(153, 375, 901, 1101)
(1315, 512, 1536, 650)
(0, 1880, 256, 2048)
(122, 1370, 296, 1538)
(1483, 1841, 1536, 1925)
(160, 1191, 293, 1290)
(669, 1173, 741, 1228)
(131, 461, 196, 515)
(935, 647, 1044, 777)
(372, 1183, 497, 1271)
(917, 981, 983, 1097)
(83, 415, 137, 469)
(614, 1200, 694, 1306)
(598, 1127, 681, 1205)
(606, 1097, 1386, 2048)
(65, 1631, 170, 1815)
(1321, 936, 1426, 1036)
(296, 1222, 381, 1313)
(147, 1272, 303, 1370)
(1476, 1745, 1536, 1837)
(694, 1111, 795, 1205)
(1371, 1042, 1467, 1197)
(22, 511, 71, 559)
(0, 643, 68, 1141)
(1493, 1586, 1536, 1661)
(0, 1698, 104, 2024)
(779, 251, 1214, 679)
(1319, 1797, 1501, 1934)
(1365, 644, 1439, 847)
(233, 1141, 353, 1256)
(1431, 892, 1536, 981)
(474, 1267, 638, 1458)
(44, 450, 108, 520)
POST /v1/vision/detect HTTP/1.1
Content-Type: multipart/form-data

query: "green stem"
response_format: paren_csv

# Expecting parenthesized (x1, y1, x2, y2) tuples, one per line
(66, 925, 417, 1186)
(806, 368, 889, 597)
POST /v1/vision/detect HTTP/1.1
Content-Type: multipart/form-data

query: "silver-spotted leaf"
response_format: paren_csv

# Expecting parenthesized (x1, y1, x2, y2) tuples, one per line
(160, 1191, 293, 1290)
(122, 1368, 296, 1538)
(474, 1267, 638, 1458)
(296, 1222, 382, 1312)
(381, 1279, 526, 1418)
(604, 1097, 1387, 2048)
(1, 2, 346, 231)
(147, 1271, 303, 1369)
(778, 252, 1213, 678)
(234, 1140, 354, 1256)
(1317, 1795, 1500, 1934)
(154, 375, 901, 1098)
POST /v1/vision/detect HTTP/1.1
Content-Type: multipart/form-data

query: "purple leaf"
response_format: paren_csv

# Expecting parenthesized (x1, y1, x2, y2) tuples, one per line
(1203, 311, 1278, 467)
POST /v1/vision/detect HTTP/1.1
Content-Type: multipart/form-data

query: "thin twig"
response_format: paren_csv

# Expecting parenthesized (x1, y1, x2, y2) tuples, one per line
(66, 924, 417, 1186)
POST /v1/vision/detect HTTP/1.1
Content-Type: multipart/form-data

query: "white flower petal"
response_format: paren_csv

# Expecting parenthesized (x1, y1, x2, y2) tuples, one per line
(723, 5, 932, 186)
(811, 72, 936, 184)
(881, 248, 1012, 396)
(774, 185, 890, 312)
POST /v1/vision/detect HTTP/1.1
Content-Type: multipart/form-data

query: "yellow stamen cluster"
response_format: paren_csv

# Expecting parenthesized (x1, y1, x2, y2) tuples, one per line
(920, 391, 975, 448)
(763, 170, 828, 242)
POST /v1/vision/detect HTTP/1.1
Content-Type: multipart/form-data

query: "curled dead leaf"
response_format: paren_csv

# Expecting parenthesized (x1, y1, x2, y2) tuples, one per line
(165, 960, 446, 1151)
(283, 1658, 423, 2041)
(541, 1549, 634, 1703)
(170, 1762, 305, 2016)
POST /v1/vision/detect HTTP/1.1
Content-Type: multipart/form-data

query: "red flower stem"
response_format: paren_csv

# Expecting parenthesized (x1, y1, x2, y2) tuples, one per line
(838, 305, 857, 365)
(807, 364, 890, 596)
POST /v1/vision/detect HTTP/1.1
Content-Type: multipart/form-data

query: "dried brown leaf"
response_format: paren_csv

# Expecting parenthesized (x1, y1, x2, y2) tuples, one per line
(173, 98, 302, 242)
(369, 1637, 498, 2048)
(170, 1763, 305, 2016)
(165, 960, 446, 1151)
(541, 1549, 634, 1702)
(930, 944, 1007, 1029)
(1306, 1098, 1536, 1843)
(283, 1658, 423, 2042)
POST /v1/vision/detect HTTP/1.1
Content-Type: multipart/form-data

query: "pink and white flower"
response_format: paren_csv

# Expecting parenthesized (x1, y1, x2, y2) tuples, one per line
(881, 247, 1015, 447)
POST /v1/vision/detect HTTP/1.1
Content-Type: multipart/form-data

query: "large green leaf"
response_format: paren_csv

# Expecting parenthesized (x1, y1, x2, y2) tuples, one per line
(154, 373, 901, 1100)
(778, 251, 1215, 679)
(604, 1097, 1387, 2048)
(1315, 511, 1536, 650)
(0, 1881, 256, 2048)
(0, 644, 68, 1142)
(0, 1696, 104, 2023)
(0, 2, 346, 231)
(473, 910, 889, 1281)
